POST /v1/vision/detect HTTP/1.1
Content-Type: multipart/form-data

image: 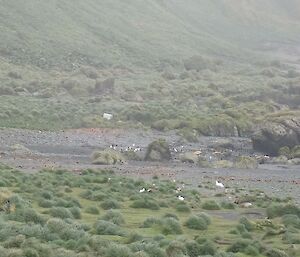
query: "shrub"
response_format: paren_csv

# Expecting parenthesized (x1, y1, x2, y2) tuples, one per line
(281, 214, 300, 228)
(50, 207, 73, 219)
(144, 243, 167, 257)
(3, 235, 25, 248)
(9, 208, 44, 224)
(161, 218, 182, 235)
(245, 245, 259, 256)
(202, 200, 220, 210)
(92, 149, 125, 165)
(38, 199, 54, 208)
(163, 213, 179, 220)
(126, 232, 143, 244)
(131, 197, 160, 210)
(70, 207, 81, 219)
(166, 241, 185, 257)
(239, 217, 255, 232)
(144, 139, 171, 161)
(101, 210, 125, 225)
(265, 249, 289, 257)
(267, 204, 300, 218)
(221, 201, 235, 209)
(23, 248, 40, 257)
(85, 206, 100, 215)
(185, 215, 208, 230)
(175, 202, 191, 213)
(141, 217, 161, 228)
(282, 231, 300, 244)
(95, 220, 124, 236)
(101, 199, 121, 210)
(41, 191, 53, 200)
(105, 244, 132, 257)
(199, 241, 217, 256)
(227, 239, 260, 254)
(185, 240, 202, 257)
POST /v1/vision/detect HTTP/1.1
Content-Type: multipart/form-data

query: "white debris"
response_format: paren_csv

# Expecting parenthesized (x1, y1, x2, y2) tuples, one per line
(178, 196, 185, 201)
(103, 113, 113, 120)
(139, 188, 146, 193)
(216, 180, 225, 188)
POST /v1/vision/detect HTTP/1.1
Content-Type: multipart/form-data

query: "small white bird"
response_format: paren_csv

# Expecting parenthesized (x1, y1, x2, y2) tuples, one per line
(178, 196, 185, 201)
(216, 180, 225, 188)
(139, 188, 146, 193)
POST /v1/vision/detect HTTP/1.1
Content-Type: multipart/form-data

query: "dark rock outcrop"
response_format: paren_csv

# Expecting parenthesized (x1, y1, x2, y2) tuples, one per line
(144, 139, 171, 161)
(252, 118, 300, 155)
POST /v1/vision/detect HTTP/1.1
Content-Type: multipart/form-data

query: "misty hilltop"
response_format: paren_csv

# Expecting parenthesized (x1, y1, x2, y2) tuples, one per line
(1, 0, 300, 68)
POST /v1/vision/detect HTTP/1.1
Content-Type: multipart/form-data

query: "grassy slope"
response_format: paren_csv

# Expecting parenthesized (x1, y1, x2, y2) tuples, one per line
(0, 0, 300, 68)
(0, 1, 299, 131)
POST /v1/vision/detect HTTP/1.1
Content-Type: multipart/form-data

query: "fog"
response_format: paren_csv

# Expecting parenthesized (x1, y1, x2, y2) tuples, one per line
(0, 1, 299, 256)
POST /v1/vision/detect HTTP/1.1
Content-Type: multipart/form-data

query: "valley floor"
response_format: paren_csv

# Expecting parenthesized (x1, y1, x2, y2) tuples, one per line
(0, 128, 299, 204)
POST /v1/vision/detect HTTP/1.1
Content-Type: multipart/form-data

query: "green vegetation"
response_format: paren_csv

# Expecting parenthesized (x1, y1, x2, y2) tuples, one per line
(0, 166, 297, 256)
(0, 1, 299, 133)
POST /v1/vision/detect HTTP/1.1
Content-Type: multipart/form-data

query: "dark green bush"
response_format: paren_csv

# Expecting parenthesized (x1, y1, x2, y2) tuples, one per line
(95, 220, 124, 236)
(38, 199, 54, 208)
(281, 214, 300, 228)
(185, 215, 209, 230)
(185, 240, 202, 257)
(161, 218, 182, 235)
(131, 197, 160, 210)
(265, 249, 289, 257)
(141, 217, 161, 228)
(175, 202, 191, 212)
(85, 206, 100, 215)
(267, 204, 300, 218)
(101, 199, 121, 210)
(9, 208, 45, 224)
(105, 244, 132, 257)
(50, 207, 73, 219)
(202, 200, 220, 210)
(239, 217, 255, 232)
(70, 207, 81, 219)
(101, 210, 125, 225)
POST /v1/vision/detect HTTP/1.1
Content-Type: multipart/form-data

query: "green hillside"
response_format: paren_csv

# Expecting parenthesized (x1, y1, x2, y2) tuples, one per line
(1, 0, 300, 68)
(0, 0, 299, 132)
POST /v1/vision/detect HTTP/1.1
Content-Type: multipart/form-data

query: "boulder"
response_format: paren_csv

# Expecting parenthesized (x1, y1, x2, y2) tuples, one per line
(144, 139, 171, 161)
(252, 118, 300, 155)
(179, 152, 199, 164)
